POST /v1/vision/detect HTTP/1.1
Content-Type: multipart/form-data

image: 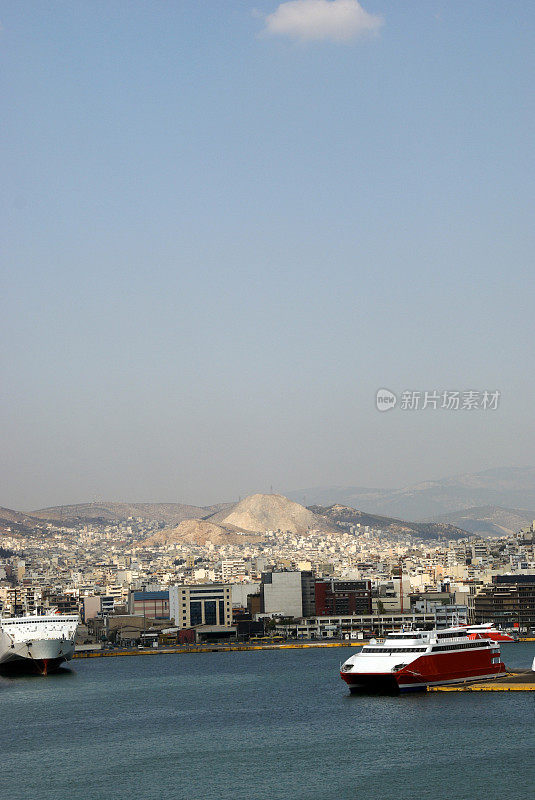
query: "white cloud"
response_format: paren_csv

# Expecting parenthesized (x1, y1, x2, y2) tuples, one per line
(263, 0, 383, 43)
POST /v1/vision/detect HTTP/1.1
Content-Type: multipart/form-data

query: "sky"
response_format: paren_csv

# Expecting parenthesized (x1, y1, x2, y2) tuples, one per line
(1, 1, 534, 510)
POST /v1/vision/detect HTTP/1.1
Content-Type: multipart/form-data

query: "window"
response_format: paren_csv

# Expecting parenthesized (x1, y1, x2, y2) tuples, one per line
(190, 601, 202, 626)
(205, 601, 217, 625)
(432, 641, 490, 652)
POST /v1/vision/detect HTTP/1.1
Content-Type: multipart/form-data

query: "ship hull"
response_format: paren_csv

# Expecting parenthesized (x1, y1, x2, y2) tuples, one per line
(0, 614, 78, 675)
(0, 638, 75, 675)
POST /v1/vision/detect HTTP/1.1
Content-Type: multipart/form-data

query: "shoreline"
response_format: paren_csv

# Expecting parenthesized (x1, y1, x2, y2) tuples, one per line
(74, 635, 535, 660)
(74, 640, 358, 658)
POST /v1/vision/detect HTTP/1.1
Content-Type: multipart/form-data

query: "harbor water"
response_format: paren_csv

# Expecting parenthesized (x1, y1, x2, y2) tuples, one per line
(2, 643, 534, 800)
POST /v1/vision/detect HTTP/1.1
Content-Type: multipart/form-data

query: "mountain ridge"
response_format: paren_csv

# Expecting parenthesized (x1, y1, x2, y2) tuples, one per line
(287, 466, 535, 520)
(309, 504, 472, 541)
(29, 502, 233, 526)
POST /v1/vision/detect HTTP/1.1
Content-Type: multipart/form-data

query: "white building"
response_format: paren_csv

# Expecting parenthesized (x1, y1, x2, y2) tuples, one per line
(221, 559, 247, 580)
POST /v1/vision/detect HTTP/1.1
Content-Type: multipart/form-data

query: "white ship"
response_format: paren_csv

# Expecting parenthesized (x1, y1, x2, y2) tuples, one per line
(0, 613, 79, 674)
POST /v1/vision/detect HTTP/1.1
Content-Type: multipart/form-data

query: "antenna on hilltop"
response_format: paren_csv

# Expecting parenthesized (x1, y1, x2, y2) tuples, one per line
(270, 484, 273, 494)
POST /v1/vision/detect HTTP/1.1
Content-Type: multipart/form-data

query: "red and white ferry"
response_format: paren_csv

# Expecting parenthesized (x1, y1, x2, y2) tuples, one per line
(340, 626, 506, 692)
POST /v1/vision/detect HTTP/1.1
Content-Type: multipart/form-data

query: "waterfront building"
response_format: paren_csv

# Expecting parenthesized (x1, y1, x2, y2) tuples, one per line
(470, 573, 535, 630)
(260, 571, 315, 618)
(231, 582, 260, 608)
(168, 584, 232, 628)
(275, 612, 439, 639)
(82, 595, 102, 622)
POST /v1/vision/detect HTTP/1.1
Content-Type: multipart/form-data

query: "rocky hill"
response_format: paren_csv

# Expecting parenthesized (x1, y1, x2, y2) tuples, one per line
(206, 493, 337, 536)
(311, 504, 471, 541)
(139, 494, 337, 547)
(141, 518, 264, 547)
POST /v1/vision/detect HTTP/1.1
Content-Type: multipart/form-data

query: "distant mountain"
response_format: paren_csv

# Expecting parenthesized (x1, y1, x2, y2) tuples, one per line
(426, 506, 534, 537)
(310, 505, 471, 541)
(288, 467, 535, 521)
(30, 502, 232, 526)
(206, 493, 337, 536)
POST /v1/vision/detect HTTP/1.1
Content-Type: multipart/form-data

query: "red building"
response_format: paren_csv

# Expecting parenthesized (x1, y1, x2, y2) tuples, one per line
(315, 579, 372, 616)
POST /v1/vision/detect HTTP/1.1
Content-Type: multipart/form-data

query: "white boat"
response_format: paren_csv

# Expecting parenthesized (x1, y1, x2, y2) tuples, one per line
(0, 612, 79, 674)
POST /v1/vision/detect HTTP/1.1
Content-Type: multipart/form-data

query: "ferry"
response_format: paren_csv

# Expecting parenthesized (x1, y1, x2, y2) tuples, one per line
(0, 612, 79, 675)
(340, 626, 506, 692)
(466, 623, 515, 642)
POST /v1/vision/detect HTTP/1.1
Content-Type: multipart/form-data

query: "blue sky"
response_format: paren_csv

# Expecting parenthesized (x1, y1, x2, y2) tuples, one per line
(1, 1, 534, 509)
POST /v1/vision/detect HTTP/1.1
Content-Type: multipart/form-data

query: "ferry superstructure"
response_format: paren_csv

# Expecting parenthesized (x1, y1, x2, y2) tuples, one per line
(0, 613, 79, 674)
(466, 623, 515, 642)
(340, 626, 506, 692)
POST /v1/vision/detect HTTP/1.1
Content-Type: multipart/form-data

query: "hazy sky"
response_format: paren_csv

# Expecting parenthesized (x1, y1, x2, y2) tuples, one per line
(1, 1, 534, 510)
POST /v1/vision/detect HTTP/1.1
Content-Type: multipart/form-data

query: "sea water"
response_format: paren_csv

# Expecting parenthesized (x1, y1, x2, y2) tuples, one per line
(1, 643, 534, 800)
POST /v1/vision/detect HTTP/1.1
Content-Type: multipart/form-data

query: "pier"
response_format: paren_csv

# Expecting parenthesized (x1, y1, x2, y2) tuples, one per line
(427, 670, 535, 691)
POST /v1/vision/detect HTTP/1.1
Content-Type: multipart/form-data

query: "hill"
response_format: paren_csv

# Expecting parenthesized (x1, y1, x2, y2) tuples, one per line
(288, 466, 535, 520)
(0, 506, 45, 536)
(0, 506, 38, 525)
(30, 502, 231, 526)
(140, 494, 337, 546)
(141, 518, 264, 547)
(310, 504, 471, 541)
(206, 493, 337, 535)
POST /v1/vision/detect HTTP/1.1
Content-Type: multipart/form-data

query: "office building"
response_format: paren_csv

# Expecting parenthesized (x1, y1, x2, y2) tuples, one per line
(169, 584, 232, 628)
(315, 579, 372, 616)
(260, 571, 315, 618)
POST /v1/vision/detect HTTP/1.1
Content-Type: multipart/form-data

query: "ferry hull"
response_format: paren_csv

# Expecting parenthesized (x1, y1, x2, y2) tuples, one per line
(0, 638, 74, 675)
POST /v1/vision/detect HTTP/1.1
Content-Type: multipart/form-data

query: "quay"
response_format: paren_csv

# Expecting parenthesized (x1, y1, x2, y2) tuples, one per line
(427, 670, 535, 692)
(73, 640, 357, 659)
(75, 637, 535, 661)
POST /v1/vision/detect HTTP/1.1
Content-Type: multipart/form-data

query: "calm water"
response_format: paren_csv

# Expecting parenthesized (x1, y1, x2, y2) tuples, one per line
(1, 643, 534, 800)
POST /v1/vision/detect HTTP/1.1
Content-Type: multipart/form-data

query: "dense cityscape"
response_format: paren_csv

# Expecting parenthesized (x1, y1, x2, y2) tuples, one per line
(2, 494, 534, 648)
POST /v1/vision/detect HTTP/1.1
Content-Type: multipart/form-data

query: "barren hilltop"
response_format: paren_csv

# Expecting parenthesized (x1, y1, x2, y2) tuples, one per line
(206, 493, 336, 535)
(140, 493, 337, 547)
